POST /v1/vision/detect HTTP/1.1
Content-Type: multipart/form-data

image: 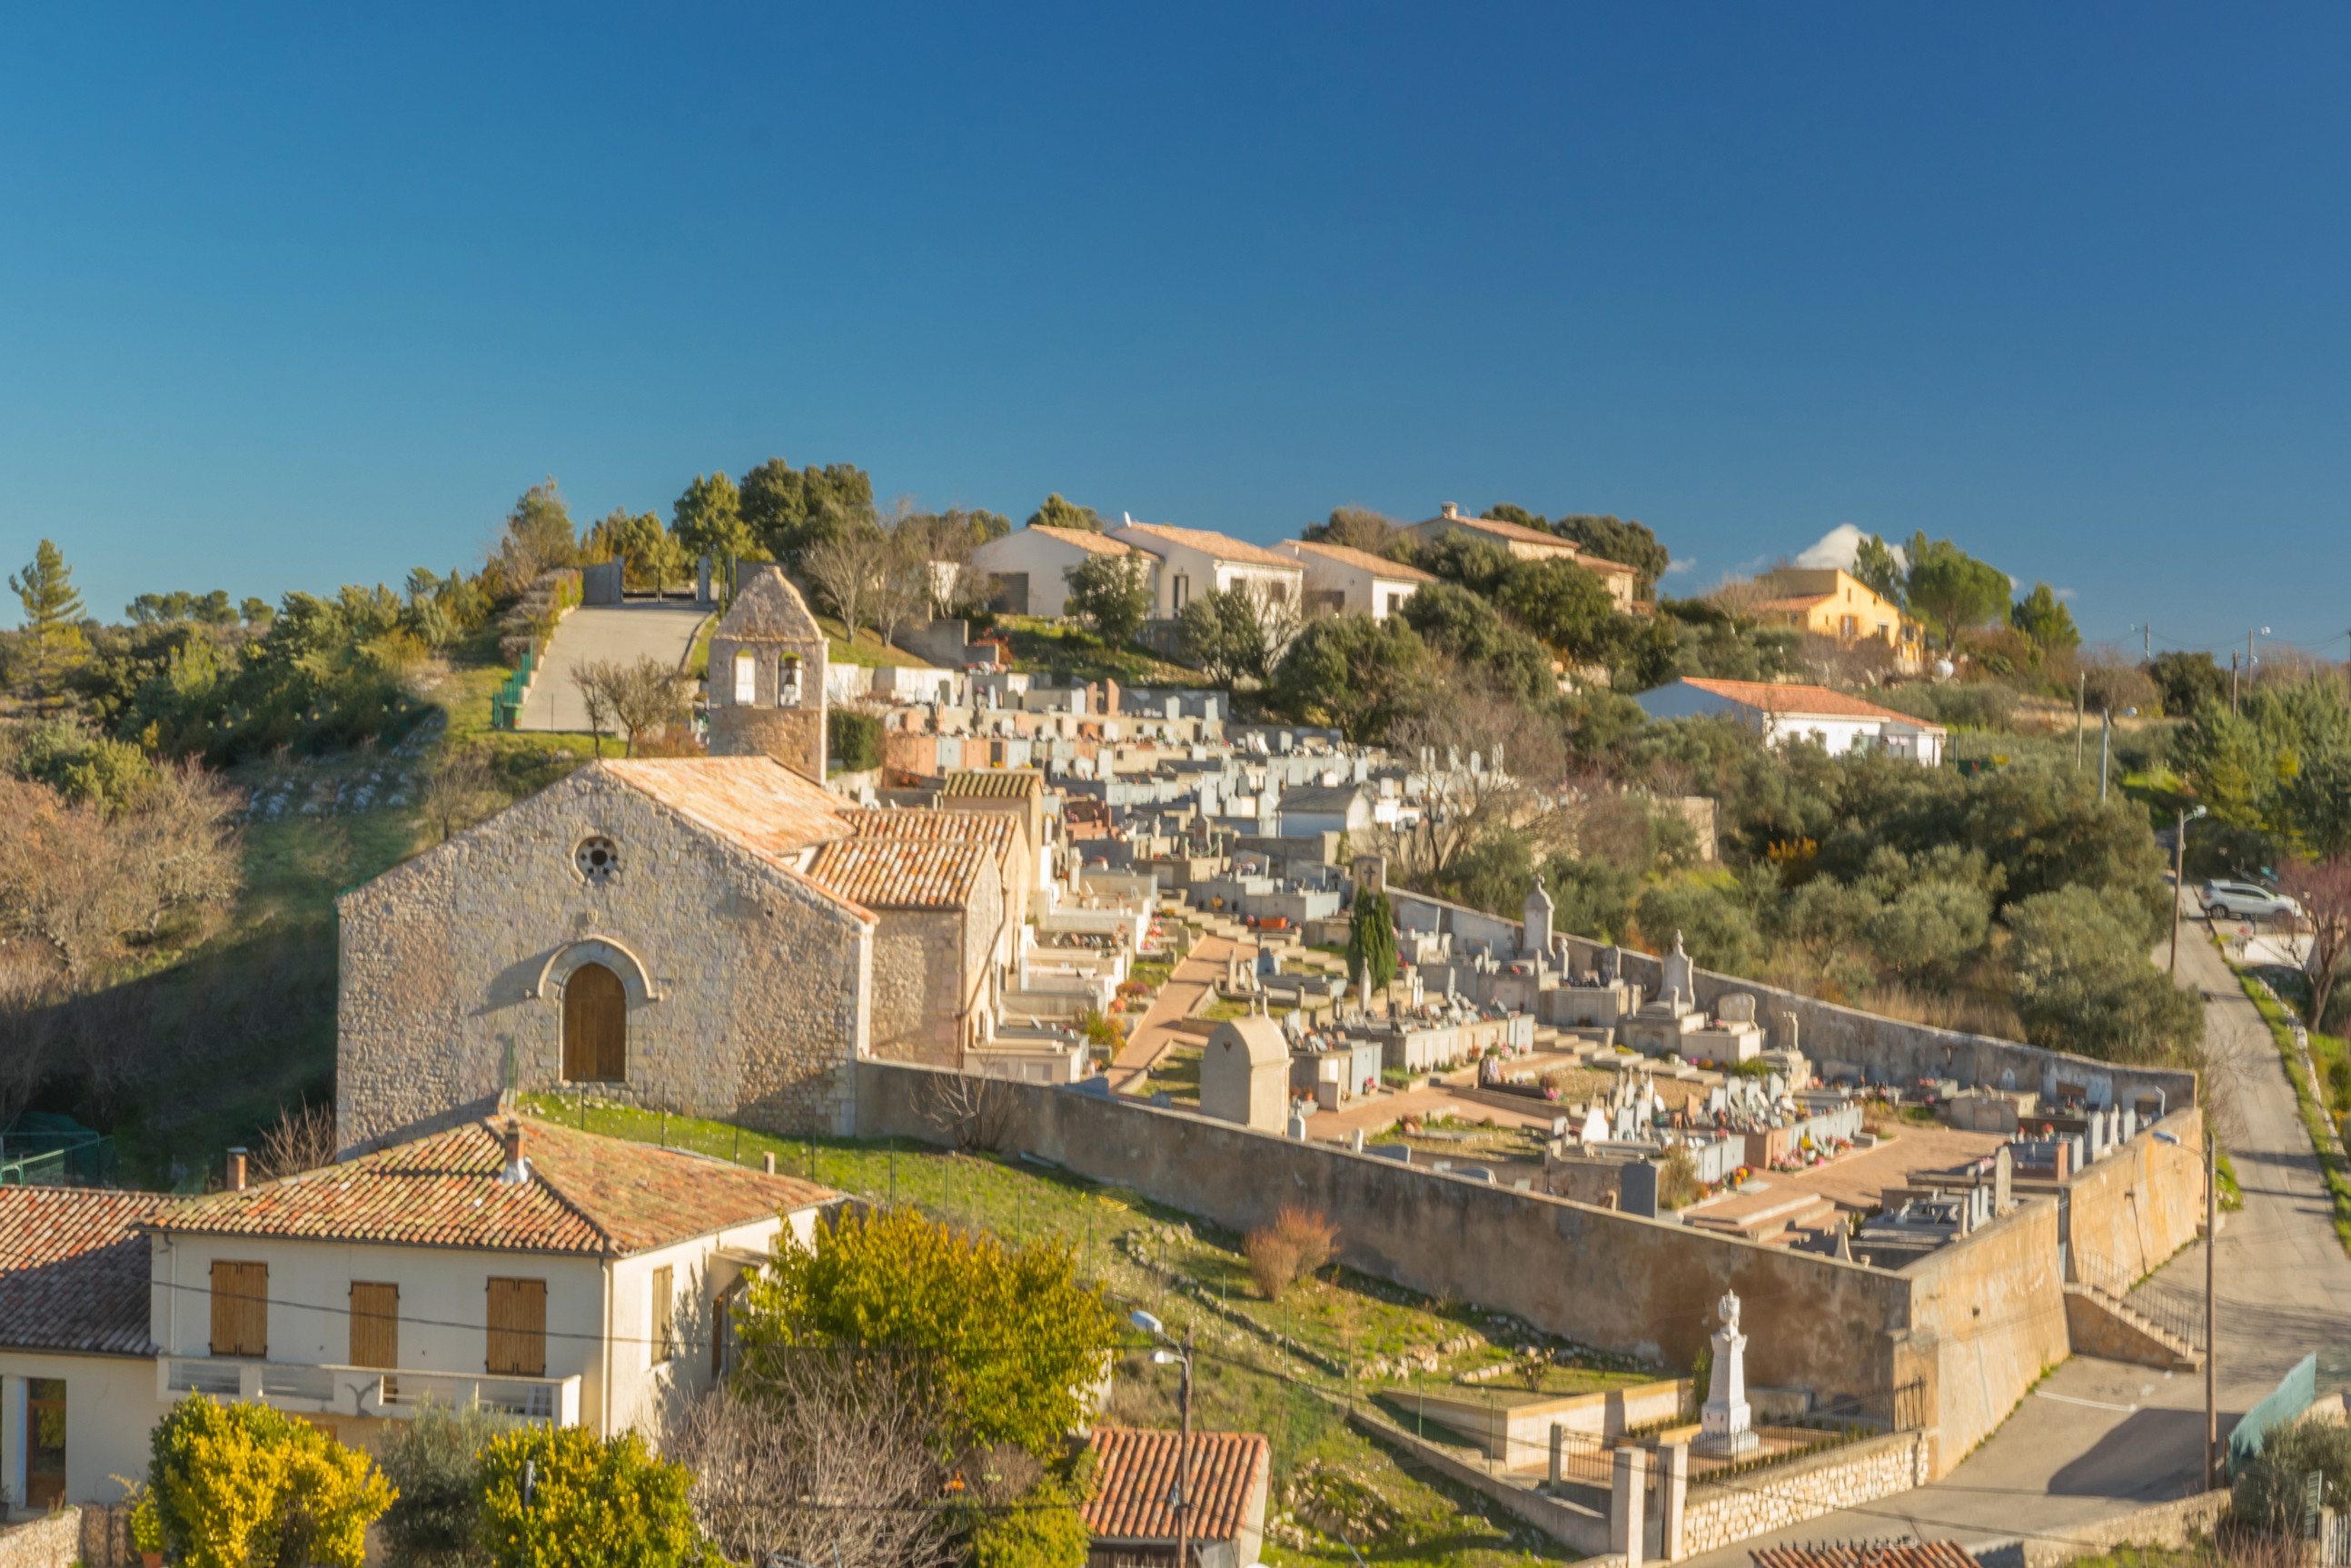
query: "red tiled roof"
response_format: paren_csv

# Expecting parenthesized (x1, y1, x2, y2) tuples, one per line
(1423, 512, 1578, 551)
(1117, 522, 1301, 571)
(943, 769, 1046, 799)
(1082, 1428, 1268, 1544)
(1674, 678, 1946, 731)
(603, 758, 852, 862)
(1751, 1543, 1979, 1568)
(807, 837, 987, 910)
(0, 1188, 167, 1355)
(839, 807, 1019, 861)
(146, 1117, 834, 1258)
(1283, 539, 1436, 582)
(1025, 523, 1140, 556)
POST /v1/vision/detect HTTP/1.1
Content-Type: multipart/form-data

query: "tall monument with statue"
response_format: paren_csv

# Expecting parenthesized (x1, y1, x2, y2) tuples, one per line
(1697, 1289, 1758, 1456)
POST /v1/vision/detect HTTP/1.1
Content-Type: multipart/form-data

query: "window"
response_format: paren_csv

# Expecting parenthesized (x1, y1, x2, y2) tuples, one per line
(732, 650, 756, 704)
(1171, 573, 1189, 610)
(710, 1289, 731, 1381)
(650, 1265, 677, 1362)
(486, 1278, 548, 1377)
(350, 1282, 400, 1380)
(210, 1260, 268, 1358)
(26, 1378, 64, 1509)
(778, 655, 802, 707)
(574, 836, 619, 883)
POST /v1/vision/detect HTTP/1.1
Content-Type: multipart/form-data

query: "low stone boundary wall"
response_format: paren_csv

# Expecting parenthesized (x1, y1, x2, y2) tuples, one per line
(1971, 1489, 2229, 1568)
(0, 1510, 82, 1568)
(1677, 1429, 1936, 1559)
(1342, 1404, 1612, 1555)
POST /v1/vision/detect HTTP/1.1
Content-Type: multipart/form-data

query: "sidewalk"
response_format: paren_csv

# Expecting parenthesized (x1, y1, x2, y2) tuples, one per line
(1104, 932, 1250, 1095)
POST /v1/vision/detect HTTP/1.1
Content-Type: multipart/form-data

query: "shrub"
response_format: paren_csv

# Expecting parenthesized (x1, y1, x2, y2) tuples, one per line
(1245, 1227, 1303, 1301)
(1273, 1205, 1339, 1279)
(477, 1425, 695, 1568)
(828, 709, 883, 772)
(376, 1400, 511, 1568)
(969, 1471, 1092, 1568)
(148, 1395, 394, 1568)
(2008, 885, 2205, 1065)
(1655, 1146, 1703, 1209)
(2233, 1417, 2351, 1535)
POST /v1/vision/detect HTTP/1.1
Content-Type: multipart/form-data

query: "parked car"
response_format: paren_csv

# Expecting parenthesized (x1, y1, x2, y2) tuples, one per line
(2199, 879, 2304, 921)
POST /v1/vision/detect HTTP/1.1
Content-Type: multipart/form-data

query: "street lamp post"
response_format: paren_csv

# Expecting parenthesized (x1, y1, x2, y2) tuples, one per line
(1131, 1310, 1195, 1568)
(2170, 805, 2208, 978)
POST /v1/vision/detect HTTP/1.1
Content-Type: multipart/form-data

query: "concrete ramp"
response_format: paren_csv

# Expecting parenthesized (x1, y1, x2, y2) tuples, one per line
(511, 602, 713, 733)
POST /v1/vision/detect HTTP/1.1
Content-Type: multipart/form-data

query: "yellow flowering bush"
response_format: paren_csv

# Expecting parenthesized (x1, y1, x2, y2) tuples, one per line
(147, 1395, 394, 1568)
(476, 1425, 696, 1568)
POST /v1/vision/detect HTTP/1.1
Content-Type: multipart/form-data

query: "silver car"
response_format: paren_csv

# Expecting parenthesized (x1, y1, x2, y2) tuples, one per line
(2200, 878, 2304, 921)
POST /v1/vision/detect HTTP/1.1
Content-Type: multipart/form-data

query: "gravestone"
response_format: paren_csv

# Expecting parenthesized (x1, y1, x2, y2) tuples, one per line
(1696, 1290, 1760, 1456)
(1349, 1128, 1365, 1154)
(1720, 993, 1758, 1026)
(1993, 1144, 2013, 1214)
(1581, 1107, 1610, 1144)
(1662, 932, 1697, 1012)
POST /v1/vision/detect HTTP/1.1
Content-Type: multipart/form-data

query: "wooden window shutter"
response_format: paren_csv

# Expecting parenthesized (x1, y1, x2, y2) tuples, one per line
(650, 1265, 675, 1362)
(485, 1277, 547, 1377)
(349, 1283, 399, 1370)
(209, 1261, 268, 1358)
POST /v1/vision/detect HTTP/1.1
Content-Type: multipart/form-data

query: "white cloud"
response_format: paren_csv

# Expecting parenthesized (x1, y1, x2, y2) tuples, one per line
(2054, 587, 2078, 601)
(1660, 557, 1699, 578)
(1791, 523, 1903, 572)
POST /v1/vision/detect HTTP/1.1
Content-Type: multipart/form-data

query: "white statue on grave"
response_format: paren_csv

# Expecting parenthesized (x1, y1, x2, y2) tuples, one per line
(1662, 931, 1696, 1017)
(1698, 1288, 1759, 1456)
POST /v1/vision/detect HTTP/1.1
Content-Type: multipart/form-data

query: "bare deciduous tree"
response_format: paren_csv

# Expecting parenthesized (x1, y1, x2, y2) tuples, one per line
(1376, 666, 1569, 887)
(924, 1070, 1013, 1154)
(663, 1370, 957, 1568)
(419, 745, 501, 841)
(804, 526, 892, 645)
(575, 657, 687, 757)
(253, 1099, 339, 1180)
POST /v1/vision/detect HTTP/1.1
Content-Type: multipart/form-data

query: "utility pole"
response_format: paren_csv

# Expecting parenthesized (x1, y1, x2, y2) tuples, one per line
(1176, 1325, 1195, 1568)
(2075, 670, 2087, 770)
(2169, 807, 2198, 977)
(2207, 1122, 2218, 1490)
(2147, 623, 2153, 660)
(2099, 708, 2112, 800)
(2231, 652, 2240, 715)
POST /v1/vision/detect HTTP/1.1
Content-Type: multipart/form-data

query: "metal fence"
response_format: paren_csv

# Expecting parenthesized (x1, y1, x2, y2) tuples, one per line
(2230, 1352, 2318, 1479)
(2073, 1250, 2207, 1351)
(0, 1131, 117, 1187)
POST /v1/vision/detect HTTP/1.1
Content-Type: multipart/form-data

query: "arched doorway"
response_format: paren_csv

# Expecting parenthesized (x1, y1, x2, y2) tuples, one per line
(562, 961, 627, 1082)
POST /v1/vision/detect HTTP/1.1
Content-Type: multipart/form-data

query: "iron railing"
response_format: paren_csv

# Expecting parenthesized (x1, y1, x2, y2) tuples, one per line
(2072, 1251, 2207, 1351)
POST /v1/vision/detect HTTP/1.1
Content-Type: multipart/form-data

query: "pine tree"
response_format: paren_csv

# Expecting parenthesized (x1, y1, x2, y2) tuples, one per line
(11, 538, 87, 670)
(1347, 887, 1399, 991)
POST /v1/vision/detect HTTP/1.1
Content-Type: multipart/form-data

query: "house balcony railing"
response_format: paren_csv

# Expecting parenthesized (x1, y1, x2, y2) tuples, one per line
(157, 1357, 581, 1425)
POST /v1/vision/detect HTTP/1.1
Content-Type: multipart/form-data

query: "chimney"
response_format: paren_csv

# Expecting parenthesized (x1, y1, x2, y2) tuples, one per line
(1441, 501, 1459, 520)
(761, 1151, 777, 1175)
(496, 1120, 531, 1186)
(226, 1147, 248, 1192)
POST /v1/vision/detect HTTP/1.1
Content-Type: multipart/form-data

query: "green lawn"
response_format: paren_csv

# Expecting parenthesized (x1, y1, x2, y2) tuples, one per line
(983, 616, 1207, 686)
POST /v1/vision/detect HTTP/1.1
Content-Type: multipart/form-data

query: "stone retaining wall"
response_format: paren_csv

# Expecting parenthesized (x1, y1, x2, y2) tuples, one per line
(1973, 1488, 2229, 1568)
(1676, 1430, 1936, 1558)
(0, 1511, 81, 1568)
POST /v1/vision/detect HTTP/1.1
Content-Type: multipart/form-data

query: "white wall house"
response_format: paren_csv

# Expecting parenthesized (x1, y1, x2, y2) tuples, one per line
(0, 1116, 835, 1511)
(1276, 540, 1434, 621)
(969, 525, 1154, 620)
(1635, 677, 1948, 765)
(1107, 523, 1304, 620)
(1404, 503, 1642, 612)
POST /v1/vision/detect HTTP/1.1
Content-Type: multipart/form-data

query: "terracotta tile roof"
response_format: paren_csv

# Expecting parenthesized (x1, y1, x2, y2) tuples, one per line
(806, 837, 988, 910)
(1751, 1543, 1979, 1568)
(1675, 678, 1945, 731)
(1283, 539, 1436, 582)
(1117, 522, 1301, 571)
(603, 758, 852, 860)
(1423, 512, 1578, 551)
(0, 1188, 168, 1355)
(839, 807, 1019, 862)
(146, 1117, 835, 1259)
(1082, 1428, 1269, 1544)
(943, 769, 1046, 799)
(1025, 523, 1140, 556)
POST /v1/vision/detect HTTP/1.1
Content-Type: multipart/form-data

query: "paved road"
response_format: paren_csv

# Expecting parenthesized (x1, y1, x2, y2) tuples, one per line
(1676, 896, 2351, 1566)
(513, 602, 711, 733)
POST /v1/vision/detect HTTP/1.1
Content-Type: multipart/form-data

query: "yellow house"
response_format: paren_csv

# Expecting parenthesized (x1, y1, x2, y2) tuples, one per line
(1752, 568, 1923, 670)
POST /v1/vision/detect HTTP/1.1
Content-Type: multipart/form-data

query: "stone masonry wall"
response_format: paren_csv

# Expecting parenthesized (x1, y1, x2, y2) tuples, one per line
(1897, 1189, 2072, 1462)
(1559, 935, 2197, 1116)
(2064, 1106, 2207, 1279)
(1677, 1430, 1935, 1558)
(337, 766, 871, 1152)
(0, 1511, 81, 1568)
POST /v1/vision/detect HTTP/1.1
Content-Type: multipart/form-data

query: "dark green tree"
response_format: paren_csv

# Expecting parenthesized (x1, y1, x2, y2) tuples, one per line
(1265, 613, 1429, 742)
(1902, 532, 2010, 650)
(1176, 587, 1282, 686)
(2146, 650, 2226, 716)
(2007, 885, 2204, 1064)
(672, 471, 757, 561)
(1301, 506, 1404, 557)
(1061, 552, 1153, 645)
(1496, 557, 1612, 653)
(12, 538, 86, 670)
(741, 458, 876, 566)
(1553, 514, 1670, 586)
(1346, 886, 1398, 990)
(2009, 582, 2080, 651)
(1851, 534, 1906, 607)
(1398, 583, 1554, 703)
(1026, 493, 1103, 531)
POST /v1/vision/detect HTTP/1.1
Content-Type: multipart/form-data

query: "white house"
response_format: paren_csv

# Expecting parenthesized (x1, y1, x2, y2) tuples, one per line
(1636, 678, 1947, 765)
(1404, 503, 1641, 612)
(1106, 522, 1304, 620)
(1276, 540, 1435, 621)
(0, 1116, 835, 1510)
(969, 525, 1154, 620)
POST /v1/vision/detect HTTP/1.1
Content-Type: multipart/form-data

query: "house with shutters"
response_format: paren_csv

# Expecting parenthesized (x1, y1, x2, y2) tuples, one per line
(0, 1116, 834, 1511)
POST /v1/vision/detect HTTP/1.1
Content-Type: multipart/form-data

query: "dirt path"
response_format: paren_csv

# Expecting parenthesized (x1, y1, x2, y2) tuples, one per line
(1104, 933, 1249, 1095)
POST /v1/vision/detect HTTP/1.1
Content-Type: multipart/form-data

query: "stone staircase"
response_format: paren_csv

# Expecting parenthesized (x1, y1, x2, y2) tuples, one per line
(2062, 1282, 2205, 1371)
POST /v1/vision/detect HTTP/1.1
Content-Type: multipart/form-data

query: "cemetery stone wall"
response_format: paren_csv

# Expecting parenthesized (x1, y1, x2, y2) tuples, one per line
(1896, 1190, 2072, 1461)
(1676, 1430, 1935, 1558)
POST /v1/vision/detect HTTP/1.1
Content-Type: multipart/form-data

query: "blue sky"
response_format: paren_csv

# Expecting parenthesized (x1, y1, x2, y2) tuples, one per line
(3, 4, 2346, 659)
